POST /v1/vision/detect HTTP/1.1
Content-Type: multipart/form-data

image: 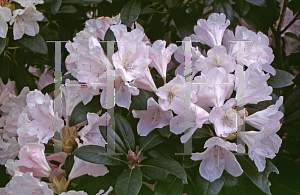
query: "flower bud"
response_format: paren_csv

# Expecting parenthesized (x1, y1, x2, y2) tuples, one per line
(54, 126, 78, 153)
(127, 150, 138, 166)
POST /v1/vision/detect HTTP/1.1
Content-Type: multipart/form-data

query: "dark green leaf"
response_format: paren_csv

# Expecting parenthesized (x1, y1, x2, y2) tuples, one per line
(214, 0, 234, 22)
(285, 32, 300, 42)
(44, 0, 62, 15)
(170, 7, 195, 39)
(0, 54, 10, 84)
(234, 0, 251, 16)
(138, 184, 153, 195)
(62, 0, 103, 4)
(182, 156, 200, 169)
(115, 113, 136, 151)
(139, 131, 164, 152)
(61, 154, 74, 177)
(130, 89, 149, 110)
(11, 61, 37, 92)
(267, 69, 294, 88)
(120, 0, 141, 27)
(154, 174, 184, 195)
(18, 34, 48, 54)
(0, 37, 6, 55)
(195, 172, 226, 195)
(291, 45, 300, 53)
(41, 83, 55, 94)
(99, 126, 128, 154)
(158, 126, 172, 138)
(73, 145, 125, 165)
(236, 156, 278, 194)
(205, 0, 215, 6)
(73, 174, 115, 194)
(115, 168, 143, 195)
(140, 157, 188, 184)
(59, 5, 77, 13)
(287, 0, 300, 15)
(283, 87, 300, 115)
(245, 0, 266, 6)
(192, 128, 212, 139)
(0, 165, 9, 187)
(69, 95, 102, 127)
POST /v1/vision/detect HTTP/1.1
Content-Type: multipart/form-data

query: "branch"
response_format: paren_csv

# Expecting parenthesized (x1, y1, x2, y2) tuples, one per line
(280, 11, 300, 35)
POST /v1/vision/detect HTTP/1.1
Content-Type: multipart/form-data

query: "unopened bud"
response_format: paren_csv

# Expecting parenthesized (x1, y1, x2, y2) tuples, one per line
(127, 150, 138, 166)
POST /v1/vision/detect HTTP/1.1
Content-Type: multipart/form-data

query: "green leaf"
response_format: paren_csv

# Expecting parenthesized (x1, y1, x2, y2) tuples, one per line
(41, 83, 55, 94)
(204, 0, 215, 6)
(140, 157, 188, 184)
(59, 5, 77, 13)
(61, 154, 74, 177)
(245, 0, 267, 7)
(139, 131, 165, 152)
(44, 0, 62, 15)
(158, 126, 172, 138)
(291, 45, 300, 53)
(120, 0, 141, 27)
(0, 165, 9, 187)
(69, 95, 102, 127)
(115, 113, 135, 152)
(130, 89, 149, 110)
(234, 0, 251, 16)
(214, 0, 234, 22)
(0, 54, 10, 84)
(287, 0, 300, 15)
(170, 7, 195, 39)
(195, 172, 226, 195)
(182, 156, 200, 169)
(73, 174, 115, 194)
(285, 32, 300, 42)
(267, 69, 294, 88)
(99, 126, 128, 155)
(62, 0, 103, 4)
(236, 156, 278, 195)
(154, 174, 184, 195)
(0, 37, 6, 55)
(73, 145, 125, 165)
(115, 168, 143, 195)
(138, 184, 154, 195)
(192, 128, 212, 139)
(18, 34, 48, 54)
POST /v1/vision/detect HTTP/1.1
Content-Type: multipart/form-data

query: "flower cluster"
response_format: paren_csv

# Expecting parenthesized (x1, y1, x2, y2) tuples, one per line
(0, 11, 283, 194)
(0, 0, 44, 40)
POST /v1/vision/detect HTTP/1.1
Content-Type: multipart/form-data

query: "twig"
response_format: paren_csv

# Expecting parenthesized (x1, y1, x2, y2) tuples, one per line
(280, 11, 300, 35)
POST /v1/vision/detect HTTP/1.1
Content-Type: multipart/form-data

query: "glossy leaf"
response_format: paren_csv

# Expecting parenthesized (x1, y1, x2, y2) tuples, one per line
(192, 128, 212, 139)
(267, 69, 294, 88)
(115, 168, 143, 195)
(0, 54, 10, 84)
(154, 174, 184, 195)
(18, 34, 48, 54)
(0, 165, 9, 187)
(291, 45, 300, 53)
(205, 0, 215, 6)
(287, 0, 300, 15)
(214, 0, 234, 22)
(245, 0, 267, 7)
(62, 0, 103, 4)
(100, 126, 128, 155)
(59, 5, 77, 13)
(130, 89, 149, 110)
(158, 126, 172, 138)
(170, 7, 195, 39)
(284, 87, 300, 115)
(195, 172, 226, 195)
(138, 184, 153, 195)
(61, 154, 74, 177)
(236, 156, 279, 195)
(285, 32, 300, 42)
(69, 95, 102, 127)
(139, 131, 164, 152)
(73, 145, 125, 165)
(44, 0, 62, 15)
(41, 83, 55, 94)
(140, 157, 188, 184)
(0, 37, 6, 55)
(120, 0, 141, 27)
(234, 0, 251, 16)
(115, 113, 136, 152)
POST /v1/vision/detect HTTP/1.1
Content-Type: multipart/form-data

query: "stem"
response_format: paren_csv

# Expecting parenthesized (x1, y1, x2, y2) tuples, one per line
(277, 0, 289, 32)
(63, 178, 71, 192)
(280, 11, 300, 35)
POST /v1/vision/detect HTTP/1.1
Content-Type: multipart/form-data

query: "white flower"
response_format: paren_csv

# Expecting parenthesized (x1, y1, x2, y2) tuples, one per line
(0, 6, 12, 38)
(149, 40, 177, 83)
(96, 186, 114, 195)
(209, 98, 244, 137)
(10, 4, 44, 40)
(4, 172, 53, 195)
(68, 156, 109, 180)
(13, 0, 44, 7)
(28, 65, 54, 90)
(0, 137, 19, 165)
(156, 74, 196, 111)
(170, 103, 209, 143)
(193, 13, 230, 48)
(78, 112, 108, 146)
(46, 152, 68, 179)
(245, 96, 283, 130)
(193, 67, 235, 109)
(132, 97, 173, 136)
(191, 137, 243, 182)
(195, 45, 236, 74)
(131, 65, 157, 92)
(235, 68, 272, 107)
(238, 123, 282, 172)
(60, 190, 87, 195)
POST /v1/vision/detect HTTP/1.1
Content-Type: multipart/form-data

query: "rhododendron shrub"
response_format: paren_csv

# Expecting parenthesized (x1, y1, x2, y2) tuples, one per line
(1, 0, 300, 194)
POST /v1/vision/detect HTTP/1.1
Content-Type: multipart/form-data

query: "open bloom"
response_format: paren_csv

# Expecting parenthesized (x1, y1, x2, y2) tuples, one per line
(132, 97, 173, 136)
(193, 13, 230, 48)
(0, 6, 12, 38)
(12, 0, 44, 7)
(10, 4, 44, 40)
(191, 137, 243, 182)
